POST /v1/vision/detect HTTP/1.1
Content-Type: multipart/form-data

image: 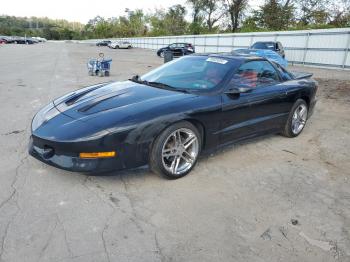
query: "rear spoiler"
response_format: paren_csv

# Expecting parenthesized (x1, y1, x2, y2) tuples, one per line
(292, 72, 313, 79)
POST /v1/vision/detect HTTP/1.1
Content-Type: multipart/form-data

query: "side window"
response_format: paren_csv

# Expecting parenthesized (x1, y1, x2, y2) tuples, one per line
(259, 61, 280, 85)
(273, 62, 293, 81)
(279, 42, 283, 50)
(231, 61, 280, 88)
(169, 44, 176, 48)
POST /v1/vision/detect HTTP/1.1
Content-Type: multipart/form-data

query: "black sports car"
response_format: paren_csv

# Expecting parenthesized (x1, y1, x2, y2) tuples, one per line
(29, 54, 317, 179)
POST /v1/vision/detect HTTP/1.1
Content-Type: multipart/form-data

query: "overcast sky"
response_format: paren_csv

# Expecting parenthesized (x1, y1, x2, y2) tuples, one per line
(1, 0, 264, 23)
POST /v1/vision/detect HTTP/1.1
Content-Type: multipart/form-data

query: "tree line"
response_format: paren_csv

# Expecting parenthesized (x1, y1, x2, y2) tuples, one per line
(1, 0, 349, 40)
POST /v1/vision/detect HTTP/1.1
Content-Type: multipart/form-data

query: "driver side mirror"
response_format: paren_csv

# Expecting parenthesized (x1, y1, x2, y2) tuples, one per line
(225, 86, 254, 95)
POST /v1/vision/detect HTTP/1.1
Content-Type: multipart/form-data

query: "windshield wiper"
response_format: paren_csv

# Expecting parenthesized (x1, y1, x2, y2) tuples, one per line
(169, 87, 191, 94)
(129, 75, 190, 93)
(148, 82, 190, 93)
(147, 81, 172, 88)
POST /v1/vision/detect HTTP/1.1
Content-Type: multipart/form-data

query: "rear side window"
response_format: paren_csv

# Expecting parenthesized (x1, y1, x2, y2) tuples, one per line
(230, 60, 280, 88)
(273, 62, 293, 81)
(279, 42, 283, 50)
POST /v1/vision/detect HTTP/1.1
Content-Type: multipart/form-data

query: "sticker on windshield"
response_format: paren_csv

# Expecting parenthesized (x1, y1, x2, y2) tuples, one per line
(206, 57, 228, 64)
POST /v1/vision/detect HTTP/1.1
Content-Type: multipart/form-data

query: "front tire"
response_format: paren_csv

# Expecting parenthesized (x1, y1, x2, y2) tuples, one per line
(282, 99, 308, 137)
(150, 121, 201, 179)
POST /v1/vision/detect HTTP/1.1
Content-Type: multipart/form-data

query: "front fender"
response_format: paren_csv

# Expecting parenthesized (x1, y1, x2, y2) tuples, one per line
(111, 113, 191, 164)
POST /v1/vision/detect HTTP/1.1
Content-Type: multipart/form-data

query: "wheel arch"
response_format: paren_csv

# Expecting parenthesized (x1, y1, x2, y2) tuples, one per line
(183, 118, 206, 149)
(299, 95, 310, 108)
(147, 118, 206, 155)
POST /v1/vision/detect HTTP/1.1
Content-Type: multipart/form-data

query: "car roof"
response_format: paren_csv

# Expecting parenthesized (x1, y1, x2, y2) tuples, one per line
(253, 41, 276, 44)
(192, 52, 266, 62)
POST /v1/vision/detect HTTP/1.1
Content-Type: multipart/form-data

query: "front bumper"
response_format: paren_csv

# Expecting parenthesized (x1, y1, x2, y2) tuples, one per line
(29, 136, 117, 172)
(28, 135, 146, 173)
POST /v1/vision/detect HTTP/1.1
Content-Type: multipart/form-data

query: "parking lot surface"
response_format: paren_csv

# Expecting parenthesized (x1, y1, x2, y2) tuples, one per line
(0, 43, 349, 262)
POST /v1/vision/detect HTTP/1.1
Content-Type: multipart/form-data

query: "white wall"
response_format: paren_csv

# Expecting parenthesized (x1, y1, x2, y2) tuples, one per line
(83, 28, 350, 69)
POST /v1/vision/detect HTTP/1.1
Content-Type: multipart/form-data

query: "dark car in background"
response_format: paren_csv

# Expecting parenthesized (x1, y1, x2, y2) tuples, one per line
(251, 41, 285, 58)
(0, 37, 7, 44)
(6, 38, 37, 44)
(157, 43, 195, 57)
(0, 36, 40, 44)
(29, 53, 317, 179)
(96, 40, 111, 46)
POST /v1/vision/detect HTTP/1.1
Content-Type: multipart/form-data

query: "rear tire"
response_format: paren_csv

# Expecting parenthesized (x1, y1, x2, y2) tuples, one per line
(150, 121, 201, 179)
(282, 99, 308, 137)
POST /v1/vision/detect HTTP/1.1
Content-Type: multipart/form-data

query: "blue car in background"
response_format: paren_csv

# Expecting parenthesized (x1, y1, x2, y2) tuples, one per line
(251, 41, 285, 58)
(234, 49, 288, 68)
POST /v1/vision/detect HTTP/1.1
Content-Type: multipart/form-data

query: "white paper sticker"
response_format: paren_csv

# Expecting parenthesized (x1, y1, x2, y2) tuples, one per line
(206, 57, 228, 64)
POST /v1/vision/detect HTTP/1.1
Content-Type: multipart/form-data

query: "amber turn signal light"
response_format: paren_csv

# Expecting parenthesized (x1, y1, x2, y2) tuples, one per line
(79, 151, 116, 158)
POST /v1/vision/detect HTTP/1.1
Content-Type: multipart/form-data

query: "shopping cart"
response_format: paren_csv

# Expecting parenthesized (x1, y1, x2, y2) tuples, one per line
(87, 53, 112, 77)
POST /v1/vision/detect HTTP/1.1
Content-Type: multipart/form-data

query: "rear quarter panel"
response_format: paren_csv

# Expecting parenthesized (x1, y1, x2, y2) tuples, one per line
(284, 78, 317, 113)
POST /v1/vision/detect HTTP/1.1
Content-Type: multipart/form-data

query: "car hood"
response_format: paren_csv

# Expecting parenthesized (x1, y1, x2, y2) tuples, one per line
(53, 81, 197, 128)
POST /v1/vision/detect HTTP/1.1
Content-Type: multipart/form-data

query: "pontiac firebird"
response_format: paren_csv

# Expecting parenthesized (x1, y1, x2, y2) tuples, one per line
(29, 54, 317, 179)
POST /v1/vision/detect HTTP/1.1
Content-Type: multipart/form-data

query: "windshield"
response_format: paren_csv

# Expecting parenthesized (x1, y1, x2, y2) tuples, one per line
(251, 42, 275, 50)
(140, 56, 232, 90)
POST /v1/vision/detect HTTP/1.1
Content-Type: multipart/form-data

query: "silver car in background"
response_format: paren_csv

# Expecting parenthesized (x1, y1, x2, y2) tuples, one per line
(108, 41, 133, 49)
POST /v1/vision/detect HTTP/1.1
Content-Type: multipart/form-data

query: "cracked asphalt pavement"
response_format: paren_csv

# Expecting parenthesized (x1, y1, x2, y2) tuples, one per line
(0, 42, 349, 262)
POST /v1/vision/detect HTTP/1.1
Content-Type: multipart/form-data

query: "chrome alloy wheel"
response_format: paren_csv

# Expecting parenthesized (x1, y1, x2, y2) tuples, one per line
(161, 128, 199, 176)
(292, 104, 308, 135)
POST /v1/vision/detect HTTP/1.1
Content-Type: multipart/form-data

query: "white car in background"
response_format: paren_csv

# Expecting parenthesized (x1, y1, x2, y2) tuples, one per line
(32, 37, 47, 42)
(109, 41, 133, 49)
